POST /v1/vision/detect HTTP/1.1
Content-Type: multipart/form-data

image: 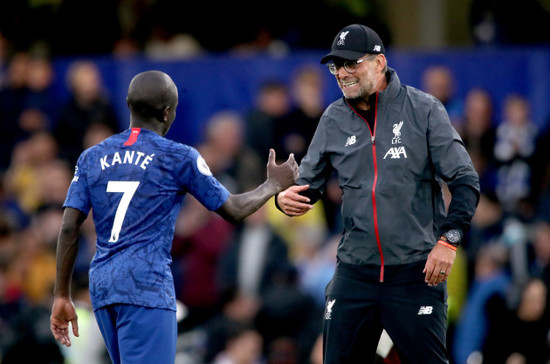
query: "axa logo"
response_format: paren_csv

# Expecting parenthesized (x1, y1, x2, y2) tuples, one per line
(345, 135, 356, 147)
(417, 306, 433, 315)
(383, 146, 408, 159)
(392, 121, 403, 144)
(337, 31, 349, 46)
(325, 299, 336, 320)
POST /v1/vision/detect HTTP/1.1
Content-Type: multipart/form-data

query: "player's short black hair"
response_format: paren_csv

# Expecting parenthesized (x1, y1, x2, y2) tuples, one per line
(127, 70, 178, 119)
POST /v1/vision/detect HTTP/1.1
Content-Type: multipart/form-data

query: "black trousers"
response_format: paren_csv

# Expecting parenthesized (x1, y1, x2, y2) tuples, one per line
(323, 261, 449, 364)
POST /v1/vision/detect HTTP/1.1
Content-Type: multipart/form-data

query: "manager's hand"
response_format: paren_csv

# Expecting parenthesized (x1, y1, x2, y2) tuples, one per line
(423, 243, 456, 287)
(277, 184, 313, 216)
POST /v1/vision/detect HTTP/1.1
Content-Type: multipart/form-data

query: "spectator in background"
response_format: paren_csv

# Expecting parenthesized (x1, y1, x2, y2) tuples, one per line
(482, 278, 550, 363)
(4, 131, 59, 215)
(456, 88, 498, 195)
(1, 207, 65, 364)
(171, 195, 235, 330)
(469, 0, 550, 45)
(293, 229, 337, 309)
(275, 65, 325, 163)
(24, 56, 58, 128)
(217, 205, 292, 299)
(144, 25, 203, 60)
(0, 52, 30, 170)
(421, 65, 463, 126)
(198, 110, 264, 193)
(494, 94, 538, 218)
(0, 212, 26, 356)
(0, 54, 56, 172)
(82, 121, 116, 150)
(531, 118, 550, 221)
(16, 108, 50, 139)
(246, 80, 290, 162)
(19, 206, 60, 305)
(202, 289, 262, 363)
(254, 264, 319, 364)
(453, 243, 510, 364)
(530, 220, 550, 298)
(54, 60, 120, 167)
(211, 322, 264, 364)
(465, 192, 505, 279)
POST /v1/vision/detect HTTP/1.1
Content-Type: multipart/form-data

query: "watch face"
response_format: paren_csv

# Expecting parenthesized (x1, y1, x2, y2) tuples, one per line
(445, 230, 461, 244)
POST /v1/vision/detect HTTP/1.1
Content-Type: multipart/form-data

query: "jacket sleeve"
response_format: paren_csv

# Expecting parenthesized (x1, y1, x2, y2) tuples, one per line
(427, 100, 480, 236)
(273, 115, 333, 213)
(295, 114, 335, 204)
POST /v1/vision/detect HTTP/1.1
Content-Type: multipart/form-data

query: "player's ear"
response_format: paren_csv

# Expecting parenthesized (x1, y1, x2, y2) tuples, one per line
(161, 106, 170, 122)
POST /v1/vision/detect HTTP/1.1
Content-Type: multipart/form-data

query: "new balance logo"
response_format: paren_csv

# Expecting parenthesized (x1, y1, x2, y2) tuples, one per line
(417, 306, 433, 315)
(325, 299, 336, 320)
(373, 45, 381, 52)
(345, 135, 356, 147)
(383, 146, 408, 159)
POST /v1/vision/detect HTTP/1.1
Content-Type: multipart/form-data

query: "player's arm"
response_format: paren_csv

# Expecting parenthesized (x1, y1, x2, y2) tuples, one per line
(216, 149, 299, 223)
(50, 207, 87, 347)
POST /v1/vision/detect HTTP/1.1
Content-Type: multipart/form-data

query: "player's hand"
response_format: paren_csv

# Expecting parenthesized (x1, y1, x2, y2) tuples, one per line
(50, 297, 79, 347)
(277, 184, 313, 216)
(423, 243, 456, 287)
(266, 149, 299, 192)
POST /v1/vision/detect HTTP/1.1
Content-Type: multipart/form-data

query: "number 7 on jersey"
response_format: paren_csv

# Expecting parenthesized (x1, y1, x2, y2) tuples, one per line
(106, 181, 140, 242)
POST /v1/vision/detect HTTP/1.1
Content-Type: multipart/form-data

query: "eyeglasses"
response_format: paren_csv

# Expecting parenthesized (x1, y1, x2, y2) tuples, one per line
(326, 55, 376, 75)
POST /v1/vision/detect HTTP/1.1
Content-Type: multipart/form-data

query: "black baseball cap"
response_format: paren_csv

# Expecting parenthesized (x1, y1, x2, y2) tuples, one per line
(320, 24, 385, 64)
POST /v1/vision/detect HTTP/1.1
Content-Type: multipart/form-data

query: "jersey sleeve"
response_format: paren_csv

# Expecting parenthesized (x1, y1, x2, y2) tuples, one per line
(63, 153, 92, 215)
(177, 147, 230, 211)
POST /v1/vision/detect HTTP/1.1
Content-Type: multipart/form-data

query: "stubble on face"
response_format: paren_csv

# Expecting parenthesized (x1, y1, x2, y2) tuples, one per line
(337, 65, 376, 102)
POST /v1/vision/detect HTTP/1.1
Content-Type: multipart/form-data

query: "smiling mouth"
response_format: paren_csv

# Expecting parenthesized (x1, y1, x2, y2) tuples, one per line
(341, 80, 359, 88)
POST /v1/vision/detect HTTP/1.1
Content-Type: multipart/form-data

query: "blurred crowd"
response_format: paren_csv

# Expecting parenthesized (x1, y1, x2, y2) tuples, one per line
(0, 2, 550, 363)
(0, 48, 550, 364)
(0, 0, 390, 59)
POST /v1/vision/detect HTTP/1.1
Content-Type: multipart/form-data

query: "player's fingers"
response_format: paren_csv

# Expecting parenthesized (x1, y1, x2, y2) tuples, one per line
(268, 148, 275, 165)
(291, 184, 310, 193)
(282, 196, 311, 208)
(71, 319, 79, 337)
(286, 203, 313, 214)
(284, 208, 310, 216)
(286, 153, 295, 164)
(280, 188, 310, 204)
(285, 202, 310, 211)
(51, 328, 61, 341)
(424, 266, 435, 285)
(428, 267, 447, 286)
(53, 327, 70, 347)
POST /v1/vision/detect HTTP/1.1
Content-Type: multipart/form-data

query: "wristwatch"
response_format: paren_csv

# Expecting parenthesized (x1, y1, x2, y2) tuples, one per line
(442, 229, 461, 246)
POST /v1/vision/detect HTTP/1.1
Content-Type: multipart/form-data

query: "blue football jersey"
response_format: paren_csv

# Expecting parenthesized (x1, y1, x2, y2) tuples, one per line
(64, 128, 230, 311)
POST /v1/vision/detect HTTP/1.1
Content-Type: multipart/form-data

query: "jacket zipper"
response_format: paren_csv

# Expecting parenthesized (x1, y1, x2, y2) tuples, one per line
(347, 94, 385, 282)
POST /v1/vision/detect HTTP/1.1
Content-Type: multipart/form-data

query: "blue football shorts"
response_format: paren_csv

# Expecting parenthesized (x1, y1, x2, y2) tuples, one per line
(94, 304, 177, 364)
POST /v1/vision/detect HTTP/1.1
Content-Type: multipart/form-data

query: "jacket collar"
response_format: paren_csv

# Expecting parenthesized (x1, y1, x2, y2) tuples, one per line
(377, 67, 401, 104)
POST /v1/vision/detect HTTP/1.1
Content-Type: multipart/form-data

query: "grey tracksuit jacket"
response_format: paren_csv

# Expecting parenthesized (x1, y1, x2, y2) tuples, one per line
(297, 68, 480, 280)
